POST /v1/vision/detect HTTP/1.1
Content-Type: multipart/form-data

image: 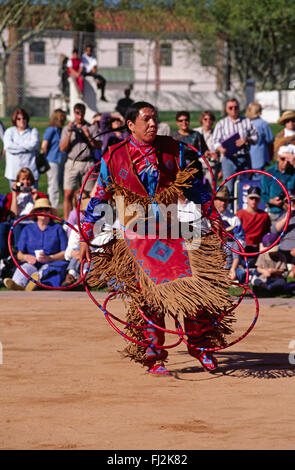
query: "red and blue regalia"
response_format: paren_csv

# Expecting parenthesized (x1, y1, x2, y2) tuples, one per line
(81, 134, 235, 375)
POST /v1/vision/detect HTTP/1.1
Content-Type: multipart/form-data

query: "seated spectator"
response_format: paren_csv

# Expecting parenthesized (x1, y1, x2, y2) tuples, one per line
(271, 192, 295, 278)
(82, 44, 107, 102)
(274, 110, 295, 159)
(67, 188, 90, 236)
(62, 197, 90, 286)
(3, 198, 68, 291)
(0, 193, 10, 260)
(41, 108, 67, 209)
(245, 102, 274, 170)
(2, 168, 48, 247)
(237, 186, 271, 267)
(67, 48, 84, 99)
(253, 233, 295, 295)
(214, 186, 246, 283)
(3, 107, 40, 189)
(194, 110, 221, 187)
(261, 145, 295, 221)
(115, 88, 134, 118)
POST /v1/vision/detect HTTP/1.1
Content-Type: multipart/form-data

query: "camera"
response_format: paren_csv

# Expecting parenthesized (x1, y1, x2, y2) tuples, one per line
(14, 182, 33, 193)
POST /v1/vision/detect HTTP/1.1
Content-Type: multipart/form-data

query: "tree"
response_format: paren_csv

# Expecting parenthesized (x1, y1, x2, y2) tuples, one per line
(0, 0, 68, 114)
(171, 0, 295, 93)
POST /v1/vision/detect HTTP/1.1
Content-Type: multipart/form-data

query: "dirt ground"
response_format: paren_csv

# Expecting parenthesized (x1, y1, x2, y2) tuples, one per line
(0, 290, 294, 450)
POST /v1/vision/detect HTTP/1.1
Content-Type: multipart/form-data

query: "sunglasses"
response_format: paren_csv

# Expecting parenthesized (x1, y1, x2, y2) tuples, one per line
(177, 118, 189, 122)
(248, 196, 260, 200)
(35, 208, 51, 212)
(285, 119, 295, 123)
(228, 106, 239, 110)
(16, 116, 27, 120)
(279, 157, 287, 161)
(203, 117, 214, 121)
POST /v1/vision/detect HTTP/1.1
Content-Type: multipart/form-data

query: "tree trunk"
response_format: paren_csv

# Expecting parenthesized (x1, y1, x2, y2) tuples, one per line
(6, 26, 23, 112)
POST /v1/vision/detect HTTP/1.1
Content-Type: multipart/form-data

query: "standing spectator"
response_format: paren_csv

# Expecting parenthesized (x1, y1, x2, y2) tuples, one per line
(214, 186, 245, 283)
(67, 48, 84, 98)
(260, 146, 295, 221)
(172, 110, 208, 154)
(99, 112, 127, 155)
(40, 109, 67, 209)
(3, 108, 40, 189)
(171, 110, 209, 182)
(2, 167, 48, 247)
(59, 102, 100, 220)
(237, 186, 271, 267)
(194, 110, 221, 187)
(245, 102, 274, 170)
(274, 110, 295, 159)
(115, 88, 134, 118)
(82, 44, 107, 102)
(3, 198, 68, 291)
(213, 98, 258, 197)
(58, 54, 69, 98)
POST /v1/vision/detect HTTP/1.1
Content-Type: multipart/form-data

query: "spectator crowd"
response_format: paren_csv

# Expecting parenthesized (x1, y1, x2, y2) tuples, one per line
(1, 96, 295, 296)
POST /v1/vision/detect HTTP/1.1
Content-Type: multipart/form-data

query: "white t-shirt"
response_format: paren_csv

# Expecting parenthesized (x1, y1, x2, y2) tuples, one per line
(82, 53, 97, 73)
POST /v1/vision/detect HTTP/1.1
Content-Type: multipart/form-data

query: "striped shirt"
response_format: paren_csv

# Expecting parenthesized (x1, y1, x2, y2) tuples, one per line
(213, 115, 258, 157)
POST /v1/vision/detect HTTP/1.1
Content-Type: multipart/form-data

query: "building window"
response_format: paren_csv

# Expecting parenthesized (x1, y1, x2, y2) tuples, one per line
(118, 43, 133, 67)
(160, 43, 172, 66)
(29, 41, 45, 64)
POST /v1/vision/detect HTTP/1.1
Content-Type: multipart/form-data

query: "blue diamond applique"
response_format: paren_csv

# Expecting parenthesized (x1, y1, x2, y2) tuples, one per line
(119, 169, 128, 179)
(147, 240, 174, 263)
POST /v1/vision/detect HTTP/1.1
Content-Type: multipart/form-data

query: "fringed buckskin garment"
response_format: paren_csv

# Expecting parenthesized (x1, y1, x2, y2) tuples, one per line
(81, 135, 235, 372)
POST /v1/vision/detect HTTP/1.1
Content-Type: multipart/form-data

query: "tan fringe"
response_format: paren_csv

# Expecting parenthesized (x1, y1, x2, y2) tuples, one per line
(87, 233, 235, 363)
(106, 165, 198, 210)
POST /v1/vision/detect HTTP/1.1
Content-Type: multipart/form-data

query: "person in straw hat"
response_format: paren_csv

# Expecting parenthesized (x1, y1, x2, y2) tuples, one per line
(4, 198, 68, 291)
(274, 110, 295, 159)
(245, 102, 274, 170)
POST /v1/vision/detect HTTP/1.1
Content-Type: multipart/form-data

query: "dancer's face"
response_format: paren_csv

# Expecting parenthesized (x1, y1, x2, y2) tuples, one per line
(127, 107, 158, 144)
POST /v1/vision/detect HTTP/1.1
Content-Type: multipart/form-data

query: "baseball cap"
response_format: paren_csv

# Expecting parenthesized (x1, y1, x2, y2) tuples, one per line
(247, 186, 261, 198)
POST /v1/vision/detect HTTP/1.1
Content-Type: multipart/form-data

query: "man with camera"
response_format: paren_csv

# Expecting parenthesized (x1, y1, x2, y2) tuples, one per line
(59, 102, 101, 220)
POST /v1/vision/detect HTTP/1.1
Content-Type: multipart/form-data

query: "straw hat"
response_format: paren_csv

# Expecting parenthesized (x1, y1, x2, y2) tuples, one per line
(277, 110, 295, 126)
(215, 186, 236, 201)
(30, 198, 58, 217)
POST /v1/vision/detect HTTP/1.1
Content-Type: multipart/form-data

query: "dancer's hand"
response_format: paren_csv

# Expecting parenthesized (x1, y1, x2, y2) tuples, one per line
(80, 241, 91, 263)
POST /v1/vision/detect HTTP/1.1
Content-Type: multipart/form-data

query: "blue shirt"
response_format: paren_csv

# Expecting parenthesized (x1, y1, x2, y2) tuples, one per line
(17, 221, 68, 255)
(249, 117, 274, 170)
(43, 126, 65, 164)
(261, 163, 295, 214)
